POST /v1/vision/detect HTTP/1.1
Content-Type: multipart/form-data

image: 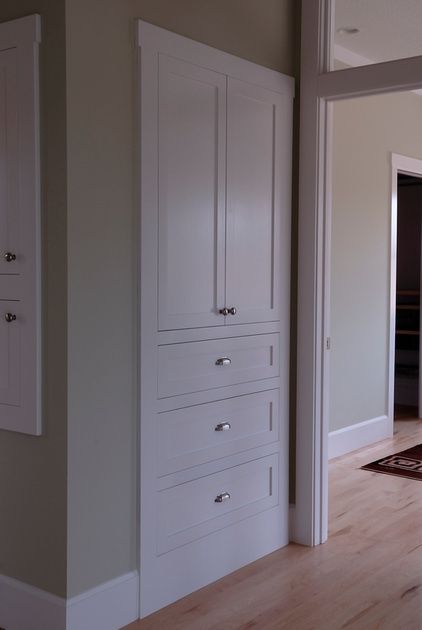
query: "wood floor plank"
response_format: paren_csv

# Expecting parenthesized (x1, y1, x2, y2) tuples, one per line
(125, 417, 422, 629)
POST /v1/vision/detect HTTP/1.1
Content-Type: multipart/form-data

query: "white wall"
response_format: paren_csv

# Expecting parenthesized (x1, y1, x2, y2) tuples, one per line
(330, 91, 422, 433)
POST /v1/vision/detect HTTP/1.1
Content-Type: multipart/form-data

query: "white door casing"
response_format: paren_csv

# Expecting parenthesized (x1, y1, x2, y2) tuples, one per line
(297, 0, 422, 547)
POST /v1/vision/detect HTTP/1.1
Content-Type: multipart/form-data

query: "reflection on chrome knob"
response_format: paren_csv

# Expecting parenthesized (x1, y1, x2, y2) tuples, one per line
(5, 313, 16, 323)
(215, 357, 231, 367)
(215, 492, 230, 503)
(219, 307, 229, 316)
(215, 422, 231, 432)
(4, 252, 16, 262)
(228, 307, 237, 315)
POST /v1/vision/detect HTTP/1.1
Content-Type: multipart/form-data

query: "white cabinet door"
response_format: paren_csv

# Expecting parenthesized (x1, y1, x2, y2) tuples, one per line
(225, 78, 290, 325)
(0, 300, 20, 407)
(0, 48, 19, 276)
(158, 55, 226, 330)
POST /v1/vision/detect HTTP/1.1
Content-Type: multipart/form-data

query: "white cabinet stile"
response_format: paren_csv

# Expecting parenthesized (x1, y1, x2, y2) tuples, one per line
(139, 20, 294, 617)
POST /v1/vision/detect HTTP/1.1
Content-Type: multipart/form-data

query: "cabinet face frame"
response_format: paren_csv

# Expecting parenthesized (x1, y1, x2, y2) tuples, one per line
(0, 15, 41, 435)
(138, 20, 294, 617)
(297, 0, 422, 548)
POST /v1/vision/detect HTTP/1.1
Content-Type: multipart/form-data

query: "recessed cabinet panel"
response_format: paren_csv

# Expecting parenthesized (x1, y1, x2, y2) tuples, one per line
(0, 301, 20, 406)
(157, 454, 278, 554)
(0, 48, 19, 276)
(225, 79, 286, 325)
(158, 55, 226, 330)
(158, 334, 279, 398)
(157, 389, 279, 475)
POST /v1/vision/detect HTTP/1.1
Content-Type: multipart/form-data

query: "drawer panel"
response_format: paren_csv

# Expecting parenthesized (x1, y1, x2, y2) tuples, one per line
(157, 390, 279, 476)
(158, 333, 279, 398)
(157, 454, 279, 554)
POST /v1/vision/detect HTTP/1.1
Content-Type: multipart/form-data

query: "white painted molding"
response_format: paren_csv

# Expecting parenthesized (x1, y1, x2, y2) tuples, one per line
(0, 571, 139, 630)
(328, 415, 390, 460)
(334, 44, 422, 97)
(0, 574, 66, 630)
(66, 571, 139, 630)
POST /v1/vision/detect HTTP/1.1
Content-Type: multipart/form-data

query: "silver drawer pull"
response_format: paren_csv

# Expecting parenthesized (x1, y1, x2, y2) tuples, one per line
(215, 357, 231, 367)
(215, 492, 230, 503)
(228, 307, 237, 315)
(219, 307, 229, 316)
(5, 313, 16, 323)
(215, 422, 231, 432)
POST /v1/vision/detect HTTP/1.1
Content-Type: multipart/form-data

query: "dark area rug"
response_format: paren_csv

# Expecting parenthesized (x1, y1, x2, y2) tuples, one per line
(361, 444, 422, 480)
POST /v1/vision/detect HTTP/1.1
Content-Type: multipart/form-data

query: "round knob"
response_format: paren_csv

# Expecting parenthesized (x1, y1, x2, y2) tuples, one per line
(4, 252, 16, 262)
(219, 307, 229, 316)
(228, 307, 237, 315)
(5, 313, 16, 323)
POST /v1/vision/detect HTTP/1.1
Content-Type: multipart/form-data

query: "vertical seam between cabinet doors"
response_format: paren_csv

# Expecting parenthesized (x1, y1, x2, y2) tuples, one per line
(271, 103, 276, 311)
(223, 74, 228, 320)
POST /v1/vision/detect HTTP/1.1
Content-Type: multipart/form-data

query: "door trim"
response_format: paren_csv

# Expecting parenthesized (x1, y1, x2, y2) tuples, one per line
(296, 0, 422, 546)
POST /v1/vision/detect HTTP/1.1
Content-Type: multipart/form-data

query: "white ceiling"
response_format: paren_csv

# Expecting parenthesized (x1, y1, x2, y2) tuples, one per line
(335, 0, 422, 65)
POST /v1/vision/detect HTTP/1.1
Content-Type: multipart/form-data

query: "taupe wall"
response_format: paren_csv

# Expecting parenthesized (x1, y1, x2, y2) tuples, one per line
(0, 2, 67, 597)
(330, 91, 422, 432)
(65, 0, 297, 597)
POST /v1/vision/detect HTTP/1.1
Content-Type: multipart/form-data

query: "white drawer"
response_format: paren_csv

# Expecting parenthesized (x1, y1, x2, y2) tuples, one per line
(157, 390, 279, 476)
(158, 334, 279, 398)
(157, 454, 279, 554)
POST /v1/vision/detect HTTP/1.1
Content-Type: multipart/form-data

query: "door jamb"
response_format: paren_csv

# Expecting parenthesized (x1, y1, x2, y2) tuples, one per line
(296, 0, 422, 547)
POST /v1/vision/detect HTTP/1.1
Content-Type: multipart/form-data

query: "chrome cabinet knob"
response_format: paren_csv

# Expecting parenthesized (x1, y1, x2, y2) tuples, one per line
(4, 252, 16, 262)
(215, 357, 231, 366)
(215, 422, 231, 432)
(228, 307, 237, 315)
(219, 307, 229, 316)
(215, 492, 230, 503)
(5, 313, 16, 323)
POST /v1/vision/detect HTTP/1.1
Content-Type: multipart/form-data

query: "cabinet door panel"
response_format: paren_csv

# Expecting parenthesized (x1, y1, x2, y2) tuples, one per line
(226, 79, 288, 325)
(0, 300, 20, 406)
(0, 48, 19, 275)
(158, 55, 226, 330)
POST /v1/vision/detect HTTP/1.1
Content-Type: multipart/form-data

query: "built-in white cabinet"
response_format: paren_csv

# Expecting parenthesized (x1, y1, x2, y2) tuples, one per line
(0, 16, 41, 435)
(158, 59, 288, 330)
(139, 21, 293, 618)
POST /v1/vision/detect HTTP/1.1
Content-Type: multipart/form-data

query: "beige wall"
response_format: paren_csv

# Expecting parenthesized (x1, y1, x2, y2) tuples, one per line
(0, 2, 67, 597)
(331, 91, 422, 432)
(66, 0, 297, 598)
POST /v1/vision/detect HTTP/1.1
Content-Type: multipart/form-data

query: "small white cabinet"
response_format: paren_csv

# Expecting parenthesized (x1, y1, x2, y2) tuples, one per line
(0, 16, 41, 435)
(139, 21, 293, 617)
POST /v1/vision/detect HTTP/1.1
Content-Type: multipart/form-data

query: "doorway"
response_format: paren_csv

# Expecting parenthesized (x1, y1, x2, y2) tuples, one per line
(394, 171, 422, 421)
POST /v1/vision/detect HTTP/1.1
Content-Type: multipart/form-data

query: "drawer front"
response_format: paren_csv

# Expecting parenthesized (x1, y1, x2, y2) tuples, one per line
(157, 454, 279, 554)
(158, 334, 279, 398)
(157, 390, 279, 476)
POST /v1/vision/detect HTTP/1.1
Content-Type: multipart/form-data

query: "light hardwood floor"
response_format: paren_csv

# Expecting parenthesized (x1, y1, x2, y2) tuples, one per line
(126, 415, 422, 629)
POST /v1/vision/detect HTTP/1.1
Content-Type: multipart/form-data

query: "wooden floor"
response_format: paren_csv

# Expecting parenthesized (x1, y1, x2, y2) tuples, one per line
(126, 412, 422, 629)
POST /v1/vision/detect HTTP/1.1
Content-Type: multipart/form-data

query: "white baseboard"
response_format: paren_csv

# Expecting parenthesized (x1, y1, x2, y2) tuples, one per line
(0, 574, 66, 630)
(328, 415, 391, 459)
(0, 571, 139, 630)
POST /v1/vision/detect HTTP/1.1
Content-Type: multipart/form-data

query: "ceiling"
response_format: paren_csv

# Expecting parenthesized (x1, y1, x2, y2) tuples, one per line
(335, 0, 422, 65)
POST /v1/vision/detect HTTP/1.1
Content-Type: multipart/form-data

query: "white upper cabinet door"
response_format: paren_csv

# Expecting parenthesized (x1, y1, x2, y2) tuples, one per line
(158, 55, 226, 330)
(0, 48, 19, 275)
(225, 78, 290, 325)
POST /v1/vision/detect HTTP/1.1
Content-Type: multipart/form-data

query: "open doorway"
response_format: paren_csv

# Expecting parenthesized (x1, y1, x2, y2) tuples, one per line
(395, 172, 422, 421)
